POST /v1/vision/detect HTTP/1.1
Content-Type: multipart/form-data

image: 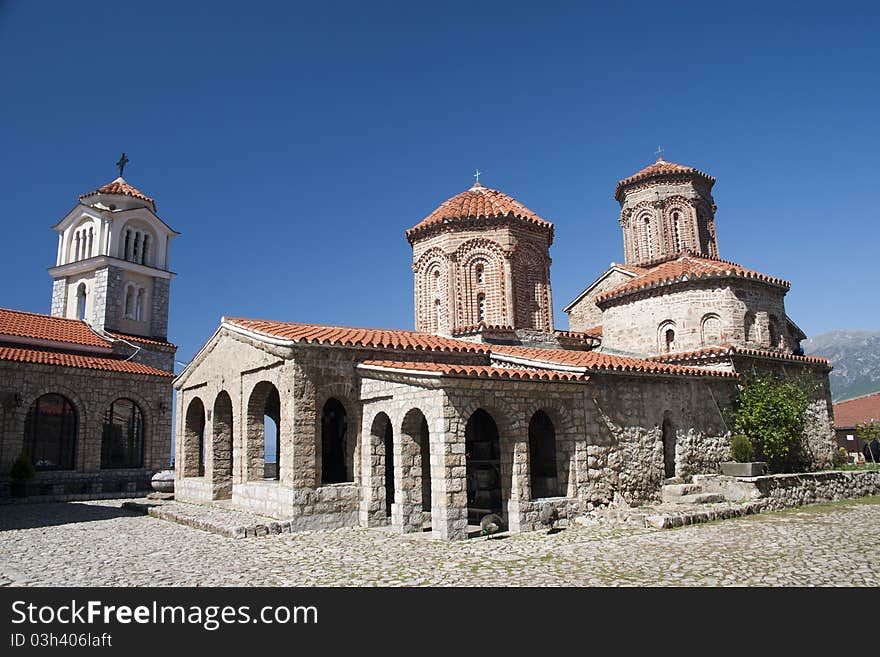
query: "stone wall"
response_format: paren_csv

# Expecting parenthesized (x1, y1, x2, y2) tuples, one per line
(0, 359, 172, 497)
(599, 280, 790, 357)
(565, 267, 634, 333)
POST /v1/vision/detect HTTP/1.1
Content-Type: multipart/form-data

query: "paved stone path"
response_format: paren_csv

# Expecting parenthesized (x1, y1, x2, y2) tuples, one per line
(2, 498, 878, 586)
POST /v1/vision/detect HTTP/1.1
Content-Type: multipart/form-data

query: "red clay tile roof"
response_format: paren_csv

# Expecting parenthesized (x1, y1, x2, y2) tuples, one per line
(224, 317, 490, 353)
(490, 344, 734, 378)
(359, 360, 588, 382)
(0, 308, 111, 348)
(406, 183, 553, 243)
(451, 323, 516, 336)
(615, 158, 715, 201)
(595, 253, 790, 304)
(79, 177, 156, 211)
(106, 331, 176, 349)
(0, 346, 173, 377)
(833, 392, 880, 428)
(647, 344, 831, 368)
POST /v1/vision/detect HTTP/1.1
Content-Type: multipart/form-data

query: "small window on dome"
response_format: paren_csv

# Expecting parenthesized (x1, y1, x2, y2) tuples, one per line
(476, 264, 485, 285)
(477, 293, 486, 323)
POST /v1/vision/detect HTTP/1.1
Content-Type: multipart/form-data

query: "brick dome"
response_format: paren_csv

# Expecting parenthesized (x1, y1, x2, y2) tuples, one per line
(406, 182, 552, 244)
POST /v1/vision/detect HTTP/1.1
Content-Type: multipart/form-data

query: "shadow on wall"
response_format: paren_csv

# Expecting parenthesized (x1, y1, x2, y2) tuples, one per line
(0, 501, 140, 531)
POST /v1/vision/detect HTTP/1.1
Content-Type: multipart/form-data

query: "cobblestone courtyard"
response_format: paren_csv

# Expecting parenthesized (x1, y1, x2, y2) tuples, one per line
(2, 498, 879, 586)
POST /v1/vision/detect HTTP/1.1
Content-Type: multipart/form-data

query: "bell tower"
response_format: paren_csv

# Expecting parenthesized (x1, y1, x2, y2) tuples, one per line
(615, 156, 719, 265)
(48, 159, 178, 342)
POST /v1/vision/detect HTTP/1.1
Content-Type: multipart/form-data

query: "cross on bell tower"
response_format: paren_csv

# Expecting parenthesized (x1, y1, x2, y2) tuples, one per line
(116, 152, 130, 177)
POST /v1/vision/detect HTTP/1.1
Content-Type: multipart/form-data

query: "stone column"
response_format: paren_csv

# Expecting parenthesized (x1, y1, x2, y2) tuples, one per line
(506, 439, 531, 533)
(358, 413, 386, 527)
(430, 405, 468, 540)
(503, 255, 515, 326)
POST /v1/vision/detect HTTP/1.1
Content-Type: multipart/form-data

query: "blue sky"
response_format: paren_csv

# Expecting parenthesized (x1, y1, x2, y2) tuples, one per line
(1, 1, 878, 369)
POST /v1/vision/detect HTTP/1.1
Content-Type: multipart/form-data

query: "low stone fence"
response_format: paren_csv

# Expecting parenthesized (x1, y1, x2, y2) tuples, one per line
(693, 469, 880, 509)
(1, 469, 153, 503)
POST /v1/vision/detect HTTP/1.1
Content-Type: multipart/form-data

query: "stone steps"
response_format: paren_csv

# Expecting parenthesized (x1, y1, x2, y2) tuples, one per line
(661, 483, 726, 505)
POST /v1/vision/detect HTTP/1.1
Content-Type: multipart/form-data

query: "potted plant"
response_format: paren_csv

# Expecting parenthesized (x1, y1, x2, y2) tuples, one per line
(720, 434, 766, 477)
(9, 451, 35, 496)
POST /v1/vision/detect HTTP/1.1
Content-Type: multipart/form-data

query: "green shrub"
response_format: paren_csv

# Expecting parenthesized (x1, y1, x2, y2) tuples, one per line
(10, 452, 35, 481)
(727, 371, 817, 473)
(730, 434, 754, 463)
(833, 447, 850, 468)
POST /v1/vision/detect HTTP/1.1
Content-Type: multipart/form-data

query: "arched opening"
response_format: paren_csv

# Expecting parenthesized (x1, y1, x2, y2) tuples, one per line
(434, 299, 442, 332)
(744, 311, 757, 344)
(124, 287, 134, 318)
(768, 315, 782, 349)
(321, 398, 350, 484)
(247, 382, 280, 481)
(477, 293, 486, 323)
(528, 410, 558, 498)
(183, 398, 206, 477)
(662, 414, 676, 479)
(24, 393, 77, 471)
(400, 408, 431, 532)
(76, 283, 87, 321)
(101, 398, 144, 469)
(672, 211, 683, 252)
(382, 417, 394, 516)
(659, 321, 676, 354)
(701, 313, 722, 345)
(141, 235, 149, 265)
(643, 216, 653, 259)
(212, 391, 234, 499)
(475, 263, 484, 285)
(465, 409, 502, 526)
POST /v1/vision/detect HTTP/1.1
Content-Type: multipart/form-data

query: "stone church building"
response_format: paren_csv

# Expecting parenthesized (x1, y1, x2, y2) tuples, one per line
(0, 176, 177, 498)
(173, 158, 835, 540)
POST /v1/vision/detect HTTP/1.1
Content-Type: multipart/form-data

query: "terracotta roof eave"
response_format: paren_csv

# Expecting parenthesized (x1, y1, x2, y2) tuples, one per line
(406, 213, 554, 244)
(596, 271, 791, 305)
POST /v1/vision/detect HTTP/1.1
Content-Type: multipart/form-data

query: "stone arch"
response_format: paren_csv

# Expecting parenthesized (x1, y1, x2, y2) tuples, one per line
(634, 208, 655, 261)
(118, 219, 157, 265)
(397, 407, 430, 532)
(665, 200, 692, 253)
(464, 408, 503, 526)
(455, 239, 506, 327)
(744, 310, 758, 344)
(414, 247, 449, 333)
(701, 312, 723, 345)
(528, 410, 560, 499)
(211, 391, 234, 499)
(76, 282, 87, 321)
(321, 397, 352, 484)
(658, 320, 677, 354)
(246, 381, 280, 482)
(183, 397, 206, 477)
(23, 393, 78, 471)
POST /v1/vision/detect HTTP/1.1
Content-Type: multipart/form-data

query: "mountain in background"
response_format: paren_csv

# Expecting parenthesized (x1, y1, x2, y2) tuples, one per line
(803, 330, 880, 402)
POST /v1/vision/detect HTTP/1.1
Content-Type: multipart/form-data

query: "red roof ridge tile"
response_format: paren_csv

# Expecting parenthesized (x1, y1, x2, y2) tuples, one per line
(647, 344, 831, 367)
(224, 317, 490, 353)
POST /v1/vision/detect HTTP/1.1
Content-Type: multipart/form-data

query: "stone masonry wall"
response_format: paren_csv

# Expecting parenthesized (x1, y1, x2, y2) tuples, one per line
(600, 280, 789, 357)
(0, 359, 172, 496)
(566, 268, 635, 333)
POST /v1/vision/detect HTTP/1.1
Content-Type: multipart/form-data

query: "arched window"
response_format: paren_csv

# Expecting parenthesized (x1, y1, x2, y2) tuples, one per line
(321, 398, 350, 484)
(643, 216, 653, 259)
(465, 409, 502, 524)
(141, 235, 149, 265)
(132, 233, 141, 263)
(124, 287, 133, 318)
(477, 293, 486, 323)
(87, 227, 94, 258)
(73, 232, 81, 261)
(768, 315, 782, 349)
(529, 410, 559, 498)
(76, 283, 87, 321)
(658, 320, 676, 353)
(701, 313, 722, 345)
(433, 268, 441, 293)
(24, 393, 77, 471)
(246, 382, 281, 481)
(135, 289, 144, 321)
(672, 211, 683, 252)
(101, 398, 144, 469)
(476, 264, 485, 285)
(123, 230, 131, 260)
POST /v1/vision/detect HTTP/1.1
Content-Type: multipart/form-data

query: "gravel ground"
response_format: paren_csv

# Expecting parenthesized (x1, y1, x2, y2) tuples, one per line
(2, 497, 878, 586)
